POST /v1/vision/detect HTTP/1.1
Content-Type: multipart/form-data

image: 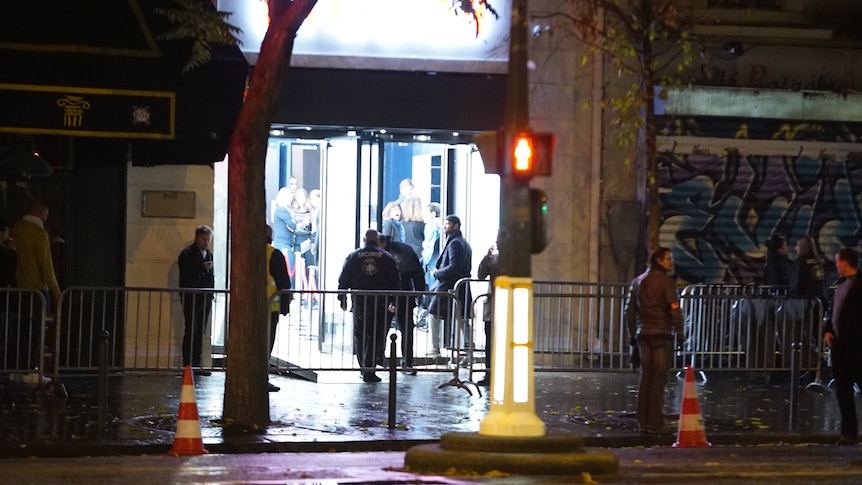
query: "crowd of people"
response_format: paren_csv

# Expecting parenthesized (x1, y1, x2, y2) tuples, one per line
(178, 174, 862, 446)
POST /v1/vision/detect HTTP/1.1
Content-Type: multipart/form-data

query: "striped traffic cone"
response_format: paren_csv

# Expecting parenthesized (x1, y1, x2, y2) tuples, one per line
(673, 366, 711, 448)
(167, 365, 208, 456)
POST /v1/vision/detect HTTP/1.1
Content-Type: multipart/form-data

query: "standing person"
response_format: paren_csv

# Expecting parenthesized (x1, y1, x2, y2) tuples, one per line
(12, 201, 60, 305)
(0, 217, 15, 369)
(338, 229, 400, 383)
(11, 201, 60, 374)
(624, 247, 684, 434)
(421, 202, 443, 295)
(824, 247, 862, 446)
(378, 234, 425, 375)
(0, 217, 17, 288)
(309, 188, 322, 265)
(476, 242, 499, 386)
(788, 234, 826, 368)
(177, 225, 215, 375)
(265, 224, 291, 392)
(272, 186, 297, 288)
(764, 236, 792, 287)
(401, 196, 426, 260)
(395, 178, 414, 205)
(427, 215, 473, 362)
(291, 188, 315, 301)
(381, 201, 405, 243)
(789, 235, 826, 300)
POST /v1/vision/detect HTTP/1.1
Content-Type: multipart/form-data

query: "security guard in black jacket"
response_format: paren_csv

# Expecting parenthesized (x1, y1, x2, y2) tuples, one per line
(338, 229, 401, 382)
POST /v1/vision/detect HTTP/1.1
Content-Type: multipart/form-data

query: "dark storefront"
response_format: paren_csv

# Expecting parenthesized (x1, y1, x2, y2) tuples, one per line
(0, 0, 248, 287)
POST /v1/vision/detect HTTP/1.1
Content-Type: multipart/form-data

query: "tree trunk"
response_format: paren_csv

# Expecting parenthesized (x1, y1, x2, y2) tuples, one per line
(639, 23, 660, 253)
(643, 78, 659, 253)
(222, 0, 318, 429)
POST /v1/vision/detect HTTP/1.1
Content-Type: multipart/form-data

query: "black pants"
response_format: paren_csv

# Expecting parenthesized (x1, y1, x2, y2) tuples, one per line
(181, 293, 211, 367)
(391, 297, 415, 367)
(353, 303, 389, 371)
(832, 347, 862, 438)
(636, 336, 674, 430)
(269, 311, 279, 354)
(484, 319, 492, 374)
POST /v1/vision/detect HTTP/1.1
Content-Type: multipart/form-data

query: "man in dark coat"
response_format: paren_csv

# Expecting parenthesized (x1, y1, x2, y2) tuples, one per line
(177, 225, 215, 375)
(378, 234, 426, 375)
(824, 247, 862, 445)
(338, 229, 400, 382)
(427, 215, 473, 360)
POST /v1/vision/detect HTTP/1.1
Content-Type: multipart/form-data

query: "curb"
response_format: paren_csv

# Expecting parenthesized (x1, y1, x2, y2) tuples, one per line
(0, 432, 841, 459)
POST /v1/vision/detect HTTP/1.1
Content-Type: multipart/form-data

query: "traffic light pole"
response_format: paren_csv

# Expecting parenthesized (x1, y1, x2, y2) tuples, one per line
(498, 0, 531, 279)
(406, 0, 620, 473)
(479, 0, 544, 437)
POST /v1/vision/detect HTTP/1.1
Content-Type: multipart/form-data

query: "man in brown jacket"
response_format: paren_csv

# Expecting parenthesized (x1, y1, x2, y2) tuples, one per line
(624, 247, 684, 434)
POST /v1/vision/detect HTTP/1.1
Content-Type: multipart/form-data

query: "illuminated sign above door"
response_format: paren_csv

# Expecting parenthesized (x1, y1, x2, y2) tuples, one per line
(218, 0, 511, 73)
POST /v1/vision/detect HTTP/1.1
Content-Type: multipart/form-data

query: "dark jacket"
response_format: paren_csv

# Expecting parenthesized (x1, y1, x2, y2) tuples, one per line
(789, 254, 825, 300)
(825, 274, 862, 354)
(428, 229, 472, 318)
(764, 252, 792, 287)
(387, 239, 426, 312)
(387, 240, 425, 291)
(268, 245, 291, 315)
(402, 220, 425, 259)
(478, 251, 499, 322)
(178, 244, 214, 289)
(624, 264, 683, 339)
(337, 243, 400, 309)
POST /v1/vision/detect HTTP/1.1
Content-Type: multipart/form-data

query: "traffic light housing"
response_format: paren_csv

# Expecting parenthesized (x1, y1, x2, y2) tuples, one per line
(473, 130, 501, 174)
(508, 131, 555, 178)
(530, 188, 548, 254)
(473, 129, 556, 177)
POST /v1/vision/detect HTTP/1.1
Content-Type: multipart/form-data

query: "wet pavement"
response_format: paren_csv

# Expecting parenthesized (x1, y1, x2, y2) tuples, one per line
(0, 365, 848, 458)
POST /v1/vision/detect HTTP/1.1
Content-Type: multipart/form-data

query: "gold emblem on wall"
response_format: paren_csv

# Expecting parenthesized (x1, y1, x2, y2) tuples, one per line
(56, 95, 92, 128)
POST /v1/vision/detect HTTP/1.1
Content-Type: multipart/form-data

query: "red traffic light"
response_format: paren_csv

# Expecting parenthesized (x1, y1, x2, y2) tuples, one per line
(508, 131, 555, 178)
(513, 136, 533, 172)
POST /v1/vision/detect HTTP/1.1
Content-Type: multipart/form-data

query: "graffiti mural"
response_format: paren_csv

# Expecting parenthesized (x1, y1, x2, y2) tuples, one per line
(659, 151, 862, 285)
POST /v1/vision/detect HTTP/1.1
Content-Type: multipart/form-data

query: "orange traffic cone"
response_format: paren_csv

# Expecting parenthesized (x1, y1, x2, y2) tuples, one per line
(673, 366, 711, 448)
(167, 365, 208, 456)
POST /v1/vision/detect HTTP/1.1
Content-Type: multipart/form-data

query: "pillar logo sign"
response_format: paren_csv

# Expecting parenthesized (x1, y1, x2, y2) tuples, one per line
(0, 83, 175, 140)
(56, 95, 91, 128)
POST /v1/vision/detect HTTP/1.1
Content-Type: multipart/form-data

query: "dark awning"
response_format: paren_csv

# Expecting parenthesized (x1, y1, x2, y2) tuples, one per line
(0, 0, 248, 166)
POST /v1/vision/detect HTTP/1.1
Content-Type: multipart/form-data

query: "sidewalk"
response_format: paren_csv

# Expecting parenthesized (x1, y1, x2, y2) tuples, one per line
(0, 368, 844, 457)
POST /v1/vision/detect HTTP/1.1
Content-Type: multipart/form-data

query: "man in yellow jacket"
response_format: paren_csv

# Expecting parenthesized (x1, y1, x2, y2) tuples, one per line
(11, 200, 60, 373)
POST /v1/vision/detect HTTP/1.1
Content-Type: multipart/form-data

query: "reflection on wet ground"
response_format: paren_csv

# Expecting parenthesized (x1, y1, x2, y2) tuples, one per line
(0, 369, 844, 449)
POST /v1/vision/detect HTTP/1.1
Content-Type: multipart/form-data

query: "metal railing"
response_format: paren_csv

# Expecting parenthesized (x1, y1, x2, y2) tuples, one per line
(0, 282, 826, 380)
(0, 289, 49, 382)
(679, 285, 823, 375)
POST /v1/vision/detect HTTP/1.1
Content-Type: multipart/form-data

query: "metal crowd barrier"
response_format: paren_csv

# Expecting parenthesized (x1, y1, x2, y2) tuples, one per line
(532, 281, 630, 370)
(679, 285, 824, 375)
(0, 288, 50, 382)
(54, 287, 231, 378)
(35, 282, 829, 379)
(267, 288, 461, 377)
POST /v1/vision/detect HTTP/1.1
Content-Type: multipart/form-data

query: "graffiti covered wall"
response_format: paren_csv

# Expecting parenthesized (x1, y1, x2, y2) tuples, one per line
(659, 151, 862, 285)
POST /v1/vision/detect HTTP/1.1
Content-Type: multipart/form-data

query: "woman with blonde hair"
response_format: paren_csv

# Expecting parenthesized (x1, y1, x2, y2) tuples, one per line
(272, 186, 297, 282)
(401, 196, 425, 258)
(291, 189, 315, 302)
